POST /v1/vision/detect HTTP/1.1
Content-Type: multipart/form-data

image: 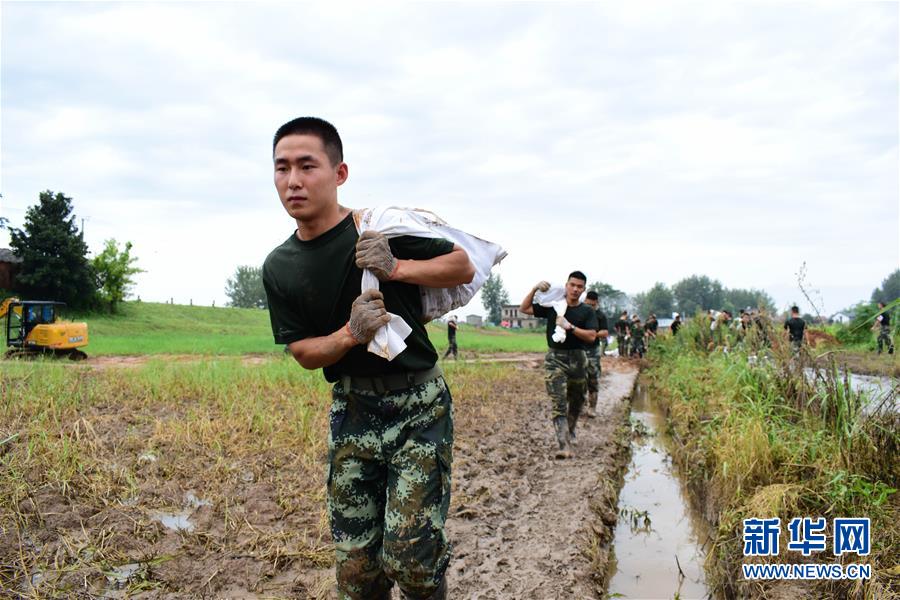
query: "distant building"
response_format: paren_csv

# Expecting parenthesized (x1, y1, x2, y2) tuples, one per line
(830, 312, 852, 324)
(465, 314, 483, 327)
(500, 304, 540, 329)
(0, 248, 22, 291)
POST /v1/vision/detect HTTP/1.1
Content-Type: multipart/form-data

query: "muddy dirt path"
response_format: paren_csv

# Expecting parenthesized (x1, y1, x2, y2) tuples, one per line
(447, 362, 638, 599)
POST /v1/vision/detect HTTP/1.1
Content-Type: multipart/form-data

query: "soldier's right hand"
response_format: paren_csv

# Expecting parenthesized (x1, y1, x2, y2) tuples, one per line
(535, 281, 551, 292)
(348, 290, 392, 344)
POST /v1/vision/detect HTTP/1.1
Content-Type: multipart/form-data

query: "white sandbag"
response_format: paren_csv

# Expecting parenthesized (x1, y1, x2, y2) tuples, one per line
(353, 206, 507, 360)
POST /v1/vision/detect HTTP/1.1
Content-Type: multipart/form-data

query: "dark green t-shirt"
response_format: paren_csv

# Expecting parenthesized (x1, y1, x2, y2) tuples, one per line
(532, 302, 598, 350)
(784, 317, 805, 342)
(262, 212, 454, 382)
(591, 308, 609, 348)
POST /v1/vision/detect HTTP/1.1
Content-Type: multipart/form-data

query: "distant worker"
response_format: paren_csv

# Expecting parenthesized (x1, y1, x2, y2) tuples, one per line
(615, 311, 630, 357)
(874, 301, 895, 355)
(583, 291, 610, 419)
(630, 317, 646, 358)
(670, 313, 682, 336)
(646, 313, 659, 345)
(520, 272, 598, 459)
(444, 315, 459, 360)
(784, 305, 806, 353)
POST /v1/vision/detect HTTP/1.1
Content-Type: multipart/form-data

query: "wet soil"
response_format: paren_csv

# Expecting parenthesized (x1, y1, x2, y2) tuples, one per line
(446, 360, 638, 599)
(5, 357, 638, 599)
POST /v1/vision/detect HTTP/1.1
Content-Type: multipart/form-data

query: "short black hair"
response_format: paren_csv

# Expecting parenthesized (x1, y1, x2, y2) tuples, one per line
(273, 117, 343, 166)
(568, 270, 587, 283)
(586, 291, 599, 300)
(791, 306, 800, 313)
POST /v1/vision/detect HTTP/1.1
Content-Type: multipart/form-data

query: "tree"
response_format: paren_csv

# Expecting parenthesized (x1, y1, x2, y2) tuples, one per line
(872, 269, 900, 305)
(633, 282, 674, 318)
(480, 273, 509, 325)
(587, 281, 629, 315)
(672, 275, 724, 317)
(723, 287, 776, 314)
(92, 239, 143, 312)
(8, 190, 95, 309)
(225, 265, 267, 309)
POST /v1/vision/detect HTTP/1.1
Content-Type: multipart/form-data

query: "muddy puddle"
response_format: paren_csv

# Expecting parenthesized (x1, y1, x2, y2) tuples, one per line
(608, 382, 712, 600)
(804, 368, 898, 414)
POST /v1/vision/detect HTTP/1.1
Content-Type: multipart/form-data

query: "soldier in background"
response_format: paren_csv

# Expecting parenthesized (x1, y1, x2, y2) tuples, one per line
(520, 272, 598, 458)
(646, 313, 659, 345)
(670, 313, 682, 336)
(582, 291, 609, 419)
(443, 315, 459, 360)
(784, 305, 806, 354)
(630, 317, 646, 358)
(874, 301, 895, 355)
(615, 311, 630, 357)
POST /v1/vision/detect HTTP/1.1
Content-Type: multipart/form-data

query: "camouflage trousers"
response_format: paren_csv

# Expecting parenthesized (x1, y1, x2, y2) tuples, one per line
(585, 345, 602, 394)
(616, 335, 628, 357)
(877, 325, 895, 354)
(328, 376, 453, 600)
(544, 348, 587, 421)
(631, 338, 645, 358)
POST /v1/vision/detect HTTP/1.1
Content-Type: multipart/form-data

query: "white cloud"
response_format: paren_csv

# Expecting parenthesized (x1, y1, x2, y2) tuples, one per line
(1, 2, 896, 321)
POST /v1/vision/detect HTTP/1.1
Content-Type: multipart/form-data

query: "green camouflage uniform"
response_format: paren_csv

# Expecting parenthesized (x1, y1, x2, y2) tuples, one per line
(263, 212, 458, 599)
(586, 308, 607, 395)
(544, 348, 588, 421)
(630, 324, 645, 357)
(585, 345, 601, 394)
(329, 376, 452, 600)
(615, 318, 629, 357)
(877, 325, 895, 354)
(532, 303, 596, 428)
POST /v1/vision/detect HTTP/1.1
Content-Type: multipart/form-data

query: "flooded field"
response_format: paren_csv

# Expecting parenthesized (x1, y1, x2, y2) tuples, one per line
(608, 382, 712, 600)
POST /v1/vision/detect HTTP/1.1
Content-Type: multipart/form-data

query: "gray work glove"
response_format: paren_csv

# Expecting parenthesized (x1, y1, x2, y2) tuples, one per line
(556, 315, 573, 331)
(535, 281, 551, 292)
(348, 290, 392, 343)
(355, 231, 398, 281)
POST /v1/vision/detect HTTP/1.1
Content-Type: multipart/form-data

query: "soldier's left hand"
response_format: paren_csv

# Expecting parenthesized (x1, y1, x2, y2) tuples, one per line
(355, 231, 398, 281)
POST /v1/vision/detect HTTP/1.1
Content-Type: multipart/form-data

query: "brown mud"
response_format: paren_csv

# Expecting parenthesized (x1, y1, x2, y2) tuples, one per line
(4, 357, 638, 599)
(446, 360, 637, 599)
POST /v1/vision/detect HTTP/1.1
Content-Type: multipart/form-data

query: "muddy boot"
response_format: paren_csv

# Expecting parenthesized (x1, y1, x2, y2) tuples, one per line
(583, 391, 598, 418)
(401, 577, 446, 600)
(553, 416, 573, 459)
(566, 412, 578, 446)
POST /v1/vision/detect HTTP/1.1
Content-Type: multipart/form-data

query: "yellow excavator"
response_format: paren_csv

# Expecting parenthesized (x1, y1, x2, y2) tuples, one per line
(1, 297, 89, 360)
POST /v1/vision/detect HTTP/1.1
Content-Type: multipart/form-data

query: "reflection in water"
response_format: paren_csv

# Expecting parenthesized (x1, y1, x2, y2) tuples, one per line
(608, 384, 712, 600)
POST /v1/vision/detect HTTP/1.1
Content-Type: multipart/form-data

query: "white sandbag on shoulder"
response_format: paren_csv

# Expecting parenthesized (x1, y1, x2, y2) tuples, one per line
(353, 206, 507, 360)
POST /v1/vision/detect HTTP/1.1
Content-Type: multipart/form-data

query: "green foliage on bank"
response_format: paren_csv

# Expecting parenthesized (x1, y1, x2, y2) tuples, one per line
(645, 320, 898, 598)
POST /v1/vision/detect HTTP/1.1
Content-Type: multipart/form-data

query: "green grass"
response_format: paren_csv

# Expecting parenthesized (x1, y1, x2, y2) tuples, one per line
(644, 322, 898, 598)
(1, 301, 548, 356)
(69, 302, 277, 355)
(428, 323, 547, 353)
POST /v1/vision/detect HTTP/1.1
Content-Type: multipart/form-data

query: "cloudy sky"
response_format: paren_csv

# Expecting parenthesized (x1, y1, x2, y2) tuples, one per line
(1, 2, 897, 319)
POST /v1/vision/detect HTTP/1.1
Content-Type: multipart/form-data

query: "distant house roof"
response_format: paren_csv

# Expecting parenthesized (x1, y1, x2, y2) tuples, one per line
(0, 248, 22, 263)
